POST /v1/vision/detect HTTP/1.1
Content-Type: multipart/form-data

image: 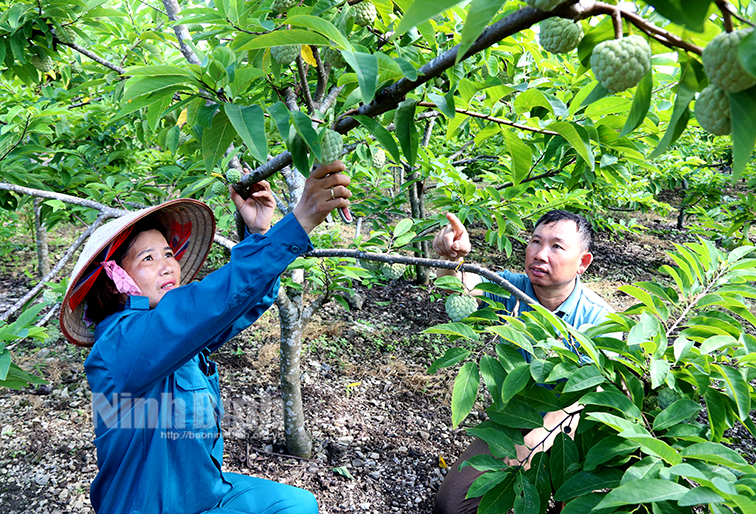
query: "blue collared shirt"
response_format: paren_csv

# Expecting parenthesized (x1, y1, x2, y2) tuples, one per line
(84, 213, 312, 514)
(485, 270, 614, 362)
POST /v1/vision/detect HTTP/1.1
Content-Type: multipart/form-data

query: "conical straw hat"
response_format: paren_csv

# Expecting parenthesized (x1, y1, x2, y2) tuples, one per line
(60, 199, 215, 347)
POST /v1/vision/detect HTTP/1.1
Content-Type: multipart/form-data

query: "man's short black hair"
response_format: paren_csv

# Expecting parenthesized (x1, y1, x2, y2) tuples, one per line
(534, 210, 593, 252)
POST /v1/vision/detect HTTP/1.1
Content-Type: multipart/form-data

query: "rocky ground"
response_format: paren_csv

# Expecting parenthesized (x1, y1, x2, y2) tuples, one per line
(0, 215, 753, 513)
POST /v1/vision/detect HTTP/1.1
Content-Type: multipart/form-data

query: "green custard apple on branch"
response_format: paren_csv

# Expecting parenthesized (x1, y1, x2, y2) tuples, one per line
(211, 181, 227, 195)
(353, 1, 377, 27)
(590, 35, 652, 93)
(381, 262, 405, 280)
(524, 0, 565, 11)
(702, 28, 756, 93)
(539, 17, 583, 54)
(358, 249, 383, 272)
(271, 45, 301, 64)
(322, 47, 347, 69)
(225, 168, 242, 184)
(318, 129, 343, 164)
(31, 55, 55, 72)
(695, 84, 732, 136)
(445, 294, 478, 322)
(55, 25, 77, 44)
(372, 148, 386, 168)
(272, 0, 297, 13)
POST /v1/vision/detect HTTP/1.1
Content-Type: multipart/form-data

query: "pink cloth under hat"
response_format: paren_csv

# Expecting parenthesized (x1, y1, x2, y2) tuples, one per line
(60, 199, 215, 347)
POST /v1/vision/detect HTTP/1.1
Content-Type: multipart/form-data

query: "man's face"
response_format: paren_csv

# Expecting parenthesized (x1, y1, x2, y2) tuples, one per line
(524, 220, 592, 291)
(120, 229, 182, 308)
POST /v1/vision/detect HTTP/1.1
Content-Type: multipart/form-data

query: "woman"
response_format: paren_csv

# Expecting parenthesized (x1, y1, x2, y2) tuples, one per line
(60, 163, 351, 514)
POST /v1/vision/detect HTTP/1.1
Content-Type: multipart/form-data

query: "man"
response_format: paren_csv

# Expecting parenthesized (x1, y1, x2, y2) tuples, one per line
(432, 209, 614, 514)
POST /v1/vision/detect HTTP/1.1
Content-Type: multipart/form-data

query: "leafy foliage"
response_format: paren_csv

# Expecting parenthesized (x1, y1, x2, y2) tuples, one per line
(427, 242, 756, 513)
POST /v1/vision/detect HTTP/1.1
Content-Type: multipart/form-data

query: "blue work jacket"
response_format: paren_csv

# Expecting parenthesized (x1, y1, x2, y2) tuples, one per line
(84, 213, 311, 514)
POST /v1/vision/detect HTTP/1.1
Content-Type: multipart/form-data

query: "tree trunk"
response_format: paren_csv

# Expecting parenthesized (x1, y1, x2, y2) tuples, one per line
(33, 198, 50, 279)
(276, 270, 313, 458)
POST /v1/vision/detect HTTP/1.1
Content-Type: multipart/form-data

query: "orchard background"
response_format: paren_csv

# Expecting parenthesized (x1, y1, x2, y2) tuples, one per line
(1, 0, 756, 513)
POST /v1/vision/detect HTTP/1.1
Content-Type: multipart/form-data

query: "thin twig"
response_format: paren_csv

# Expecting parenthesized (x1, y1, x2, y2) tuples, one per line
(418, 102, 559, 136)
(296, 56, 315, 113)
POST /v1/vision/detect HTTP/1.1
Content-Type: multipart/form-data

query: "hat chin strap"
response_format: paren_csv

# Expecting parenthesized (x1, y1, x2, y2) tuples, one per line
(101, 261, 143, 296)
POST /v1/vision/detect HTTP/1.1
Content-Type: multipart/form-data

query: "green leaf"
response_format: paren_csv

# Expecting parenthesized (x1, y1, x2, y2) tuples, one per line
(452, 362, 480, 427)
(642, 0, 712, 32)
(234, 29, 328, 51)
(461, 454, 508, 473)
(477, 473, 517, 513)
(513, 474, 540, 514)
(285, 15, 352, 51)
(548, 122, 594, 170)
(0, 350, 10, 381)
(289, 133, 311, 176)
(268, 101, 292, 141)
(480, 355, 507, 408)
(650, 358, 669, 389)
(677, 487, 725, 507)
(487, 400, 543, 429)
(580, 390, 643, 421)
(501, 363, 532, 404)
(466, 426, 516, 459)
(620, 69, 653, 137)
(650, 56, 700, 159)
(554, 469, 623, 502)
(595, 479, 689, 509)
(713, 364, 751, 421)
(342, 51, 379, 106)
(652, 399, 702, 431)
(525, 452, 551, 510)
(427, 347, 471, 374)
(730, 85, 756, 181)
(584, 436, 640, 472)
(561, 493, 611, 514)
(394, 56, 418, 80)
(224, 104, 267, 163)
(427, 92, 456, 119)
(620, 433, 682, 465)
(352, 115, 402, 164)
(290, 110, 321, 162)
(332, 465, 354, 479)
(621, 456, 663, 484)
(394, 98, 419, 166)
(202, 110, 236, 172)
(563, 365, 605, 393)
(501, 129, 532, 185)
(395, 0, 464, 35)
(424, 322, 479, 341)
(393, 218, 414, 238)
(551, 433, 580, 492)
(122, 75, 193, 102)
(457, 0, 505, 62)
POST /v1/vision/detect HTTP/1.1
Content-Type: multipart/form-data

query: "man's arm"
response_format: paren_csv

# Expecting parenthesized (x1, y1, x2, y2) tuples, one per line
(433, 213, 483, 294)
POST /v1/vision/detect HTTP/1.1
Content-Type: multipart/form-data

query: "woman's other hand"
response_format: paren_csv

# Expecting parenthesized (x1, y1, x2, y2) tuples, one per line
(230, 179, 276, 235)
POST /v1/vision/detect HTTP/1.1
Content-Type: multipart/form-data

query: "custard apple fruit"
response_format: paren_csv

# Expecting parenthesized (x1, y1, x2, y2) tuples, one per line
(226, 168, 242, 184)
(211, 181, 227, 195)
(271, 45, 300, 64)
(525, 0, 565, 11)
(31, 55, 55, 72)
(695, 84, 732, 136)
(381, 262, 405, 280)
(42, 289, 59, 304)
(372, 148, 386, 168)
(702, 29, 756, 93)
(590, 35, 651, 93)
(539, 17, 583, 54)
(178, 131, 189, 145)
(353, 2, 377, 27)
(445, 294, 478, 322)
(319, 129, 343, 164)
(658, 388, 681, 410)
(322, 47, 347, 69)
(359, 257, 382, 272)
(272, 0, 297, 12)
(56, 25, 77, 44)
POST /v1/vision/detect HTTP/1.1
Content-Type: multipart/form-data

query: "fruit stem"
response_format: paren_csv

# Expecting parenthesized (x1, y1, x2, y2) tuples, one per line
(612, 7, 623, 39)
(715, 0, 734, 32)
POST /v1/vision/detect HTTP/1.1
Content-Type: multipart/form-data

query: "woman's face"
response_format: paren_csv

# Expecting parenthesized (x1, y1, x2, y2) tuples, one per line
(120, 229, 182, 308)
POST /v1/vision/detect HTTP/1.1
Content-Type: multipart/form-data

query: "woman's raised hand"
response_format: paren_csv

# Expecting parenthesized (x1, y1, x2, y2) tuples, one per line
(293, 160, 351, 234)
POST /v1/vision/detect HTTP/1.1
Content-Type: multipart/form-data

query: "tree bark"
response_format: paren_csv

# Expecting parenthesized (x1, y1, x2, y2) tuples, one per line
(33, 198, 50, 279)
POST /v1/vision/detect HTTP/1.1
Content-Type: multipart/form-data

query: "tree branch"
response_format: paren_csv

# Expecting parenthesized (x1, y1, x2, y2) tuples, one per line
(55, 39, 127, 75)
(312, 46, 329, 108)
(714, 0, 734, 32)
(418, 102, 559, 136)
(295, 56, 315, 113)
(0, 212, 108, 322)
(163, 0, 202, 65)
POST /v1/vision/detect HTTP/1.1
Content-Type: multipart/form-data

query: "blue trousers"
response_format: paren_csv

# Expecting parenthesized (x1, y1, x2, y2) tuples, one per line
(204, 473, 318, 514)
